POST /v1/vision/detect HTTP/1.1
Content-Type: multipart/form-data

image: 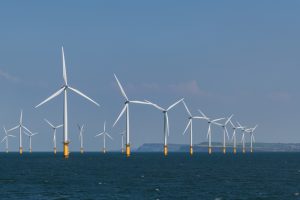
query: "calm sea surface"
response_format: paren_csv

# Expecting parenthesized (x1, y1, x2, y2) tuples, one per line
(0, 152, 299, 200)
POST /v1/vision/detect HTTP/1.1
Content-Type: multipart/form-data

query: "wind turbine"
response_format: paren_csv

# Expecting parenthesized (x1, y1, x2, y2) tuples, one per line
(8, 110, 32, 155)
(246, 125, 258, 153)
(229, 120, 241, 154)
(182, 101, 205, 156)
(120, 131, 125, 153)
(146, 98, 184, 156)
(35, 47, 100, 159)
(44, 119, 63, 154)
(237, 122, 247, 154)
(77, 124, 85, 154)
(24, 132, 39, 153)
(95, 122, 113, 153)
(198, 110, 224, 154)
(1, 126, 16, 153)
(113, 74, 150, 157)
(219, 115, 233, 154)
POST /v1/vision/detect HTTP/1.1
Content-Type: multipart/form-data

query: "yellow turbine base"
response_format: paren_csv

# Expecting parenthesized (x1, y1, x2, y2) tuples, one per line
(164, 145, 168, 156)
(190, 146, 193, 156)
(19, 147, 23, 155)
(251, 148, 253, 153)
(208, 147, 212, 155)
(223, 147, 226, 154)
(30, 148, 32, 153)
(64, 142, 69, 159)
(54, 148, 57, 154)
(80, 148, 84, 154)
(126, 144, 130, 157)
(233, 148, 237, 154)
(243, 148, 246, 154)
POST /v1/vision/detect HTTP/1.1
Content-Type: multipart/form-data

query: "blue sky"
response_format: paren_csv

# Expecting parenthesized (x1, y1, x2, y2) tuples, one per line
(0, 1, 299, 151)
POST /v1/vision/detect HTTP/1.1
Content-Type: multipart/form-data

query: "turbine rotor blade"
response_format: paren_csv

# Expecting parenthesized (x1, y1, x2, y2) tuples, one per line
(183, 120, 191, 135)
(36, 87, 65, 108)
(95, 132, 104, 137)
(225, 115, 234, 125)
(69, 87, 100, 107)
(62, 46, 68, 85)
(145, 100, 164, 111)
(44, 119, 55, 128)
(106, 133, 113, 140)
(198, 109, 208, 119)
(182, 101, 192, 117)
(113, 105, 127, 127)
(212, 118, 225, 123)
(129, 100, 150, 105)
(167, 98, 184, 111)
(22, 126, 32, 134)
(114, 74, 128, 101)
(7, 125, 19, 132)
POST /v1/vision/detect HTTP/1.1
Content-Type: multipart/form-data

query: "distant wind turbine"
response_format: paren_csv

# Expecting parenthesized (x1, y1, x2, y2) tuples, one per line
(146, 98, 184, 156)
(77, 124, 85, 154)
(229, 120, 242, 154)
(113, 74, 150, 157)
(198, 110, 224, 154)
(8, 110, 32, 155)
(246, 125, 258, 153)
(24, 132, 39, 153)
(120, 131, 125, 153)
(218, 115, 233, 154)
(237, 122, 247, 154)
(1, 126, 16, 153)
(36, 47, 100, 159)
(44, 119, 63, 154)
(95, 122, 113, 153)
(182, 101, 205, 156)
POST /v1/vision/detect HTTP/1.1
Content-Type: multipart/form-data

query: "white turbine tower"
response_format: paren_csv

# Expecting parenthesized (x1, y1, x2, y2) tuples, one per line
(229, 120, 241, 154)
(8, 110, 32, 155)
(219, 115, 233, 154)
(182, 101, 205, 156)
(36, 47, 100, 159)
(44, 119, 63, 154)
(237, 122, 247, 154)
(246, 125, 258, 153)
(1, 126, 16, 153)
(146, 98, 184, 156)
(120, 131, 125, 153)
(24, 132, 39, 153)
(113, 74, 150, 157)
(77, 124, 85, 154)
(198, 110, 224, 154)
(95, 122, 113, 153)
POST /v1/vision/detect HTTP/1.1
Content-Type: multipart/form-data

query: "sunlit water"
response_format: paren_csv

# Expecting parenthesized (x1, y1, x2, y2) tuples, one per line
(0, 152, 299, 199)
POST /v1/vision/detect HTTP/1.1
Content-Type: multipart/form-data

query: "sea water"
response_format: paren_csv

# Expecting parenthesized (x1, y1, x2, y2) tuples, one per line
(0, 152, 299, 200)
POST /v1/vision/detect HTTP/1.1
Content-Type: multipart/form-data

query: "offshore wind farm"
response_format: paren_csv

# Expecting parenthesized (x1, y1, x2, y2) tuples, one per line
(0, 1, 300, 199)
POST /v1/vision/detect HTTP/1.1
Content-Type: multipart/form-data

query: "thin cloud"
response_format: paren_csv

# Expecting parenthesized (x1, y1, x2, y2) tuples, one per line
(0, 69, 20, 83)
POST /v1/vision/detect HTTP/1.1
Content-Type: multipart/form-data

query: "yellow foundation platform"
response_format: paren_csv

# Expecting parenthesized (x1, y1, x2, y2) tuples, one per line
(223, 147, 226, 154)
(54, 147, 57, 154)
(208, 147, 212, 155)
(19, 147, 23, 155)
(164, 145, 168, 156)
(80, 148, 84, 154)
(64, 142, 69, 159)
(126, 144, 130, 157)
(233, 148, 237, 154)
(242, 148, 246, 154)
(190, 146, 193, 156)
